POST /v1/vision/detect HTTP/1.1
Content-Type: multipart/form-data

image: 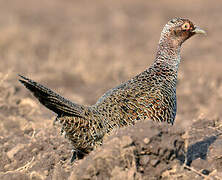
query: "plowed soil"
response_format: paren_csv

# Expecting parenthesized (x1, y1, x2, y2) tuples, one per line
(1, 0, 222, 179)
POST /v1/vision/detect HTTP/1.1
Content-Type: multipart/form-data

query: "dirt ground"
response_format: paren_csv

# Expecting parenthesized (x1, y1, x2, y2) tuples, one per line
(1, 0, 222, 179)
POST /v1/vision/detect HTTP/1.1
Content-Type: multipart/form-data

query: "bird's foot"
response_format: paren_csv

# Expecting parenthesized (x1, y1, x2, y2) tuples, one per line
(53, 117, 59, 125)
(70, 149, 88, 163)
(70, 149, 77, 163)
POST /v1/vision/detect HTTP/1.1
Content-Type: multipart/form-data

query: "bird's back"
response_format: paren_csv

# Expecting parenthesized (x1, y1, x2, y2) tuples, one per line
(94, 64, 177, 133)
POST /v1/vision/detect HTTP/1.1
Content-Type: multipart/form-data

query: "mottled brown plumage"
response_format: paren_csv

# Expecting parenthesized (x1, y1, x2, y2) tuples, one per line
(19, 18, 206, 162)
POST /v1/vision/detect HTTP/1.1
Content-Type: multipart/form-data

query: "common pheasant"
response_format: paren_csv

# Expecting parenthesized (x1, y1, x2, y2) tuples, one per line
(19, 17, 206, 162)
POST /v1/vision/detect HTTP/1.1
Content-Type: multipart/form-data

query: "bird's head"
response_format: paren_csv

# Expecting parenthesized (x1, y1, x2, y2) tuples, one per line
(160, 17, 206, 46)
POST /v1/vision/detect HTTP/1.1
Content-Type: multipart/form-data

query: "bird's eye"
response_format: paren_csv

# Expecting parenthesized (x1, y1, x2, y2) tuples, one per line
(182, 23, 190, 30)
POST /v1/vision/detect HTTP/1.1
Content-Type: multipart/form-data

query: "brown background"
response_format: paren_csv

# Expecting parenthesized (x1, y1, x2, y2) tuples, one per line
(0, 0, 222, 179)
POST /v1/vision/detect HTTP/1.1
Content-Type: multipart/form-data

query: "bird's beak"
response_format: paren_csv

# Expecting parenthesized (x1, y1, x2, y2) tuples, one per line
(192, 26, 207, 35)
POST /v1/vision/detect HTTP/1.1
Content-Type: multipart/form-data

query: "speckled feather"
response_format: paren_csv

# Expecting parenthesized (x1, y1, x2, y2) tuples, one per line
(19, 18, 205, 162)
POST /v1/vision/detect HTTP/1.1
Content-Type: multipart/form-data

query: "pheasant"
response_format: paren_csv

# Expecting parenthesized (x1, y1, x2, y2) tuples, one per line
(19, 18, 206, 162)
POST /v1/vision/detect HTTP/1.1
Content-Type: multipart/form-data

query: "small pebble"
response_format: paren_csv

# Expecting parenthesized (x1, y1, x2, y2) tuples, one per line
(32, 148, 38, 153)
(150, 159, 160, 167)
(143, 138, 150, 144)
(202, 169, 210, 175)
(139, 155, 150, 165)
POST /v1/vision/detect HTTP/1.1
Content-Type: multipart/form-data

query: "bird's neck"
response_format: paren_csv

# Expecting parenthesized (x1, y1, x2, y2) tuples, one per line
(154, 37, 182, 73)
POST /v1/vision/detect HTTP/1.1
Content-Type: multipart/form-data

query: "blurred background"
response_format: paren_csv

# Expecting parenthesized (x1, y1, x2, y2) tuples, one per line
(1, 0, 222, 179)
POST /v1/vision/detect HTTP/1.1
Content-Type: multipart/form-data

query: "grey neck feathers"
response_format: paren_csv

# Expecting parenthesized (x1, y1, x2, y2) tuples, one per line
(154, 35, 182, 73)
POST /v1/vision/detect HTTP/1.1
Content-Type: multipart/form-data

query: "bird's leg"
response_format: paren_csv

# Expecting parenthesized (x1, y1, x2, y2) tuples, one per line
(70, 149, 77, 163)
(70, 148, 88, 163)
(53, 117, 59, 125)
(182, 131, 190, 165)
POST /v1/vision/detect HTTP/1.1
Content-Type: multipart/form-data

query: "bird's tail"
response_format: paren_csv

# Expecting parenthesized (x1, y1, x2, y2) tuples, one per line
(18, 75, 85, 118)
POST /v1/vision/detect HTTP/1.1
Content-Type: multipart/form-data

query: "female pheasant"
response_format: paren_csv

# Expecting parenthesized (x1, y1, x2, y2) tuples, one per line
(19, 17, 206, 162)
